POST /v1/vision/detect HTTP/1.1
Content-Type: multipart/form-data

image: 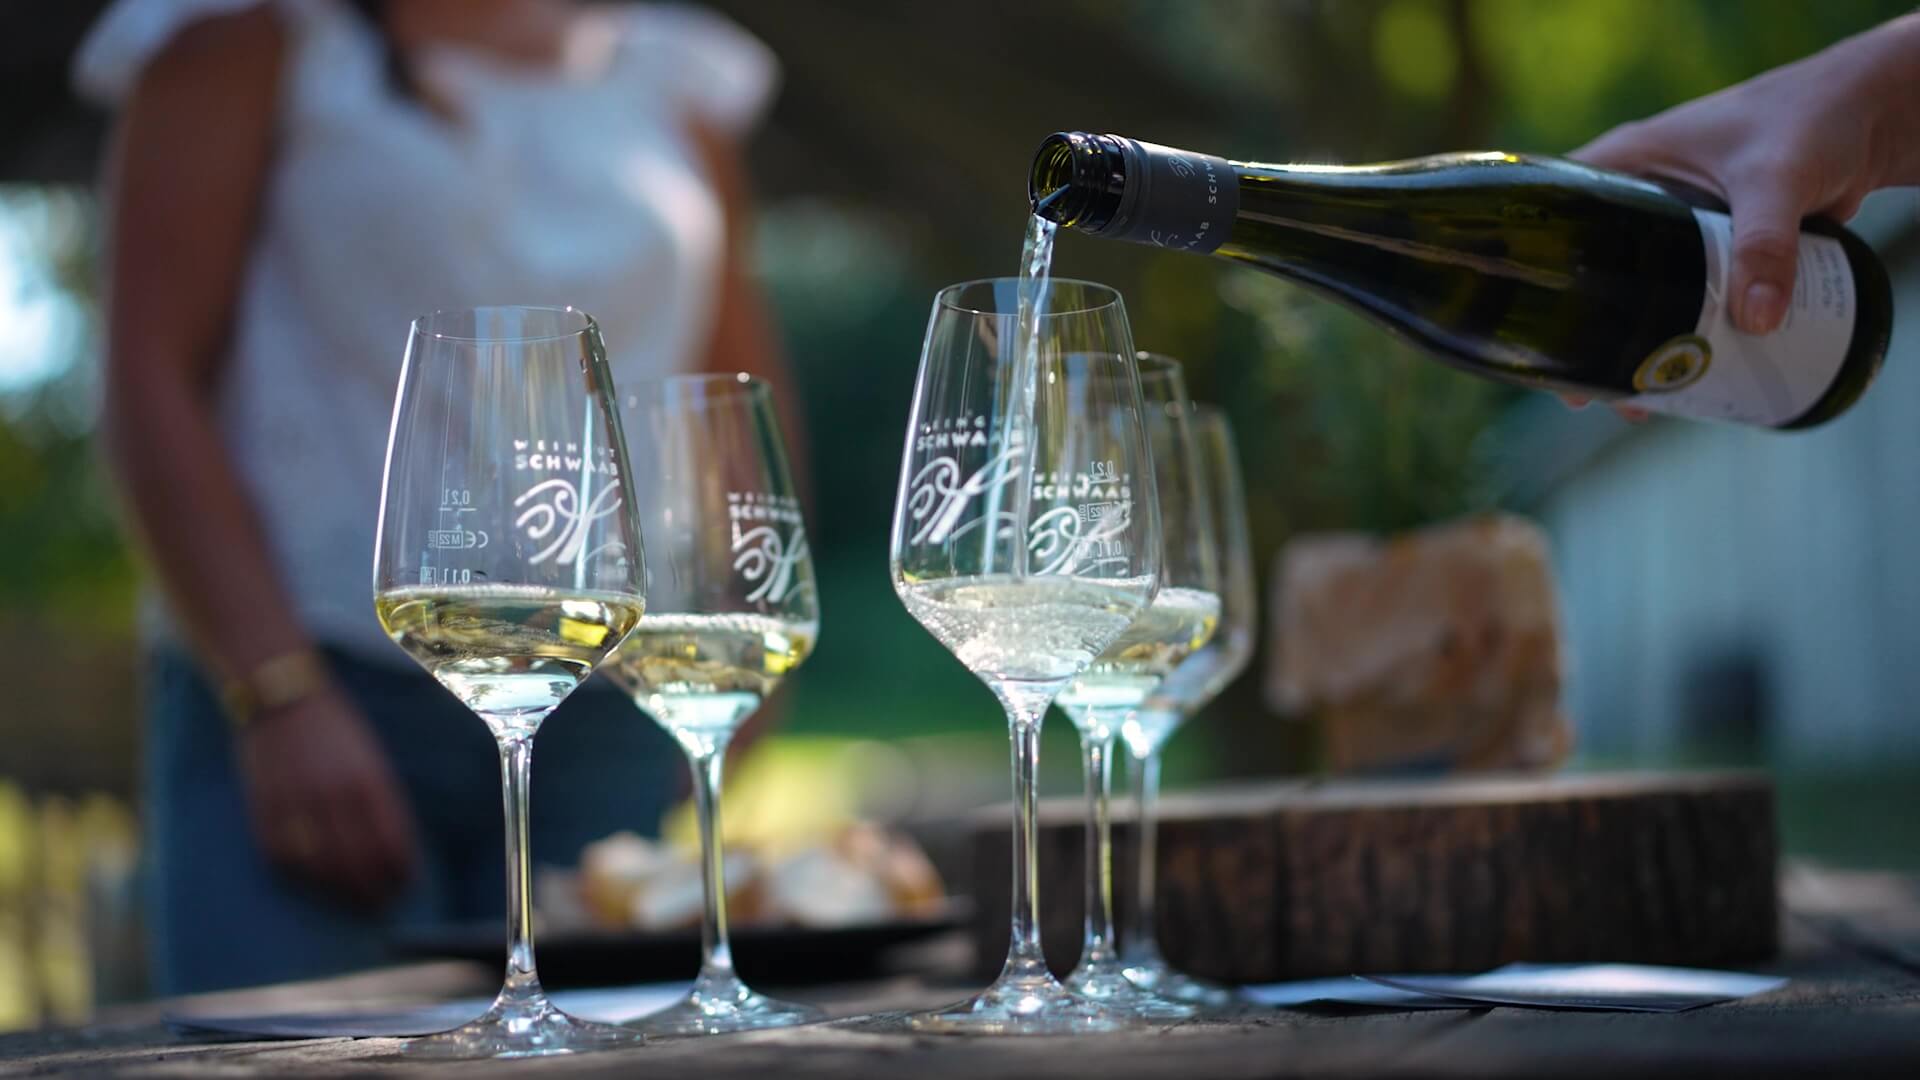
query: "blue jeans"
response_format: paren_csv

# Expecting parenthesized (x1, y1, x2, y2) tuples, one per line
(143, 647, 681, 994)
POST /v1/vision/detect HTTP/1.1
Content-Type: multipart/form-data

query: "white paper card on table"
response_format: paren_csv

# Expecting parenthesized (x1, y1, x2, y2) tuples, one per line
(1241, 975, 1474, 1010)
(1361, 964, 1787, 1013)
(165, 982, 691, 1039)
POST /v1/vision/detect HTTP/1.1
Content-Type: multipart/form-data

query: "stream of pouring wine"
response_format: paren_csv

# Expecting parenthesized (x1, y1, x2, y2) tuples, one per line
(1002, 204, 1058, 578)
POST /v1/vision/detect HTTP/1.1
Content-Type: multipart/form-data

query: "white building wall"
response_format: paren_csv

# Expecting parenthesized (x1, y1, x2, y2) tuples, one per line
(1536, 194, 1920, 766)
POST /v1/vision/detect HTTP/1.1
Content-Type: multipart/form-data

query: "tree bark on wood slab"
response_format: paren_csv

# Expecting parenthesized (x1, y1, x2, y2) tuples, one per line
(970, 772, 1777, 982)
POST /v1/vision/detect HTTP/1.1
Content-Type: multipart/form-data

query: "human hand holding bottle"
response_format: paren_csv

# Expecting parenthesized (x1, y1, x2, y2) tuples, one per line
(1559, 13, 1920, 415)
(1573, 13, 1919, 335)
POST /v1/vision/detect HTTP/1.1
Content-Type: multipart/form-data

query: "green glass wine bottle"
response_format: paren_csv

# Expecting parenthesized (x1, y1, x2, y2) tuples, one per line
(1030, 132, 1892, 429)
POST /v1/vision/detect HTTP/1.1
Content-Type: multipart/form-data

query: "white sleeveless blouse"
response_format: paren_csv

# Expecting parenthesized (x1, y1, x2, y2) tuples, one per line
(75, 0, 777, 663)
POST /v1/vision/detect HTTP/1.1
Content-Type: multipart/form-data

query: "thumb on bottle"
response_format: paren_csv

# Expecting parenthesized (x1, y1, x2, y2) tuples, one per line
(1566, 119, 1659, 173)
(1724, 183, 1803, 335)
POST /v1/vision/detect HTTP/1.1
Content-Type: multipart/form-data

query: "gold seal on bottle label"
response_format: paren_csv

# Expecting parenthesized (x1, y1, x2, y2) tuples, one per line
(1632, 334, 1712, 393)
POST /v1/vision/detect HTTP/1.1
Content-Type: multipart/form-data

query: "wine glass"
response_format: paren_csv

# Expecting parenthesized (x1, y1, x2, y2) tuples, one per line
(888, 278, 1161, 1034)
(1054, 355, 1218, 1020)
(372, 306, 647, 1058)
(602, 373, 823, 1036)
(1120, 402, 1256, 1006)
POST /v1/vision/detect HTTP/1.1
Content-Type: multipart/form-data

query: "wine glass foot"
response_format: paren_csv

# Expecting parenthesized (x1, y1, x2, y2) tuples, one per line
(404, 997, 645, 1059)
(1065, 959, 1196, 1020)
(897, 973, 1128, 1035)
(1123, 960, 1241, 1010)
(632, 979, 824, 1036)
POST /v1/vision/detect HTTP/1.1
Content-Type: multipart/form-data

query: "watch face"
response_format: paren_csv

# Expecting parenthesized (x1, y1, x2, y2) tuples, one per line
(225, 650, 332, 726)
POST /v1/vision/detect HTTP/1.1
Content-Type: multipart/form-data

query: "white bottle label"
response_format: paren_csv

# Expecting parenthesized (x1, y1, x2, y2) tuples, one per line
(1623, 208, 1856, 426)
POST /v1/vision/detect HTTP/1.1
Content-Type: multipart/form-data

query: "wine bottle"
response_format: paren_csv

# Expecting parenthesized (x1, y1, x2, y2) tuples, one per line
(1029, 132, 1893, 428)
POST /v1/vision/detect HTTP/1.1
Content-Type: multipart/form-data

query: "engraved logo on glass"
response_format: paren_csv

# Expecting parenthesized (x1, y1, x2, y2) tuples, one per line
(729, 491, 808, 604)
(511, 441, 625, 567)
(906, 414, 1024, 547)
(1027, 460, 1134, 575)
(908, 415, 1133, 576)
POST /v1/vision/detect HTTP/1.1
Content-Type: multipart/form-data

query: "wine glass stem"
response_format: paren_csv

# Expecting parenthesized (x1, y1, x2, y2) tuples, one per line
(1004, 710, 1048, 979)
(689, 742, 736, 979)
(1126, 744, 1164, 966)
(1079, 723, 1120, 968)
(496, 731, 546, 1006)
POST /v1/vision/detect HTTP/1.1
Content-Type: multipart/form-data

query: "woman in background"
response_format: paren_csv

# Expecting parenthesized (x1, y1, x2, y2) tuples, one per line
(76, 0, 792, 993)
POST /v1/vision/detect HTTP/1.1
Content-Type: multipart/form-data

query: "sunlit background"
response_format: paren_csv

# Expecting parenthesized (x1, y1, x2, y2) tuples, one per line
(2, 0, 1916, 1028)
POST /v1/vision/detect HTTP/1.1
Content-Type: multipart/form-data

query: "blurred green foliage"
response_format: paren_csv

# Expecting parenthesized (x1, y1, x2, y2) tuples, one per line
(0, 404, 136, 626)
(1217, 270, 1512, 537)
(0, 187, 135, 630)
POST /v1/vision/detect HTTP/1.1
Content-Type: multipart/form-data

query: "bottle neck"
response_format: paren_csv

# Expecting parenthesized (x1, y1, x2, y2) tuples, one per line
(1031, 132, 1239, 254)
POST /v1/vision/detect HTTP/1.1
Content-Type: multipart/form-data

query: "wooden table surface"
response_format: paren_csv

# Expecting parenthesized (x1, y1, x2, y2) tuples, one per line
(6, 865, 1918, 1078)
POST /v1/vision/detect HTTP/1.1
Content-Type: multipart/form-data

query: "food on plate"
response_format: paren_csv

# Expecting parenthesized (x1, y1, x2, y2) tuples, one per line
(571, 824, 945, 931)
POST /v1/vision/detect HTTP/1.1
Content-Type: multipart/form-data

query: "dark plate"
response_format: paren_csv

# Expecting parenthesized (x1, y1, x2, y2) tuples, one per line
(390, 902, 969, 988)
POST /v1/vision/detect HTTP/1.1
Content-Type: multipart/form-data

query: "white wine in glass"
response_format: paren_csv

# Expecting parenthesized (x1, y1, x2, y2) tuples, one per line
(897, 575, 1145, 686)
(372, 306, 647, 1059)
(1052, 589, 1220, 712)
(604, 373, 824, 1036)
(611, 612, 815, 741)
(376, 585, 644, 733)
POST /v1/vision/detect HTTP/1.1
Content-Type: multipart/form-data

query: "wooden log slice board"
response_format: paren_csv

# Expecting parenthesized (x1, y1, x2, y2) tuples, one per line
(969, 771, 1777, 982)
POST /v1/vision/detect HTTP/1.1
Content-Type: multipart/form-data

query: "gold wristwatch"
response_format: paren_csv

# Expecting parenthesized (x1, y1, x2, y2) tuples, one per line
(223, 649, 331, 730)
